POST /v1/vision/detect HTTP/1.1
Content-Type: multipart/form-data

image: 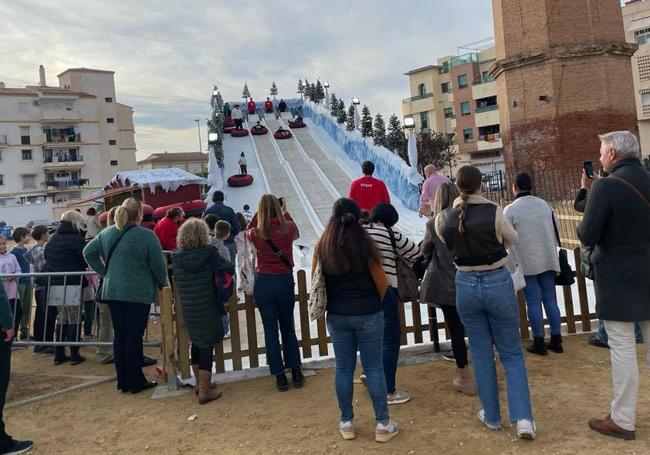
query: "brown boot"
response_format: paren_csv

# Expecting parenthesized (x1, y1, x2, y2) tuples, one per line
(192, 364, 217, 396)
(589, 414, 635, 440)
(198, 370, 222, 405)
(452, 367, 477, 396)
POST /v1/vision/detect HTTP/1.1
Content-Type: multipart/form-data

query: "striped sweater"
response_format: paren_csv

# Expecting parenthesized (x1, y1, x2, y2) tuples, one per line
(365, 223, 421, 288)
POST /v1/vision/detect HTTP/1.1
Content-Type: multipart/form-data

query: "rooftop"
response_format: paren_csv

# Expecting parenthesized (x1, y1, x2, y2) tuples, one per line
(138, 152, 209, 165)
(404, 64, 440, 76)
(57, 67, 116, 77)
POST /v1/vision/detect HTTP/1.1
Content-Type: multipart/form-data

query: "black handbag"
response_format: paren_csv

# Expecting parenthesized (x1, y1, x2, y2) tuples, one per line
(386, 227, 420, 302)
(550, 210, 575, 286)
(95, 225, 134, 303)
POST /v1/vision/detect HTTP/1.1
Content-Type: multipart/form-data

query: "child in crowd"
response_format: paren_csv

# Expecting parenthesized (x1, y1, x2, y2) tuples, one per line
(24, 225, 53, 353)
(234, 213, 248, 290)
(214, 220, 233, 339)
(242, 205, 253, 222)
(11, 227, 32, 340)
(0, 235, 21, 332)
(204, 215, 230, 261)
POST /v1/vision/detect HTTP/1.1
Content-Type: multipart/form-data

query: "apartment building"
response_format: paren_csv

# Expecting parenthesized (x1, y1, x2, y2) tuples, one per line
(0, 66, 137, 206)
(623, 0, 650, 156)
(138, 152, 208, 177)
(402, 46, 504, 174)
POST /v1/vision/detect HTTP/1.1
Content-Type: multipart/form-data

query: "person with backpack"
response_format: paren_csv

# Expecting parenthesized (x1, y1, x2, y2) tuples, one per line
(246, 194, 303, 392)
(172, 218, 234, 404)
(365, 203, 420, 405)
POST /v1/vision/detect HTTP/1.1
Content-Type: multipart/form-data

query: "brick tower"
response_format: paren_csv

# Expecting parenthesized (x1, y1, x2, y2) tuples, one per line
(491, 0, 638, 174)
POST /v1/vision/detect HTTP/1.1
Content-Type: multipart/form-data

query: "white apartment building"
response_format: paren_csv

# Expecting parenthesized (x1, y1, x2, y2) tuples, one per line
(0, 66, 137, 209)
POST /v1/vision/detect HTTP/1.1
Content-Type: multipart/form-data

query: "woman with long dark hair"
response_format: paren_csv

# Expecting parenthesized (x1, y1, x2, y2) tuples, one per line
(436, 166, 535, 440)
(314, 198, 399, 443)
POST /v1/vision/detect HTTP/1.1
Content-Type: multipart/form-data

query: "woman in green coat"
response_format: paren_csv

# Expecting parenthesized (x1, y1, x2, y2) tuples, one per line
(172, 218, 235, 404)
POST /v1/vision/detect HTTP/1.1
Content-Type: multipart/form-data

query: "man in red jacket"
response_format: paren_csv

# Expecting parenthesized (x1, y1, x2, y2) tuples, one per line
(264, 98, 273, 113)
(348, 160, 391, 213)
(247, 98, 256, 115)
(153, 207, 184, 251)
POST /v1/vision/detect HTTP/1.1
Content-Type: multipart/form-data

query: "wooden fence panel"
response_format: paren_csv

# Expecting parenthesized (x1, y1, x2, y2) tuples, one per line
(517, 292, 530, 340)
(411, 299, 424, 344)
(296, 271, 312, 358)
(228, 294, 243, 371)
(574, 247, 592, 332)
(244, 294, 259, 368)
(562, 285, 577, 334)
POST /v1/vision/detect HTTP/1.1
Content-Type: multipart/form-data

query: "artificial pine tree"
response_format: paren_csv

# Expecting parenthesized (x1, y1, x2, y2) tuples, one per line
(297, 79, 304, 98)
(346, 105, 356, 131)
(330, 94, 339, 116)
(360, 105, 373, 137)
(315, 80, 325, 103)
(373, 113, 387, 147)
(304, 79, 311, 99)
(386, 114, 405, 153)
(337, 100, 347, 124)
(270, 81, 278, 98)
(242, 82, 250, 100)
(208, 88, 225, 168)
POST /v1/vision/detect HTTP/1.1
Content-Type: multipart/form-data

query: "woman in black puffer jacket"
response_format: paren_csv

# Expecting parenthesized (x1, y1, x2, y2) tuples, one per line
(44, 210, 88, 365)
(171, 218, 234, 404)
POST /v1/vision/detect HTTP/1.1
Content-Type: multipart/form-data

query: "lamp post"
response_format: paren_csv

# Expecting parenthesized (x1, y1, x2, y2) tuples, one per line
(195, 119, 202, 153)
(323, 81, 330, 108)
(352, 97, 361, 130)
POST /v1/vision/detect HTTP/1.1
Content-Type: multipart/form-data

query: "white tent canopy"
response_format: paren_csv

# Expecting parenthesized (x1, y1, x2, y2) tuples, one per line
(105, 168, 206, 193)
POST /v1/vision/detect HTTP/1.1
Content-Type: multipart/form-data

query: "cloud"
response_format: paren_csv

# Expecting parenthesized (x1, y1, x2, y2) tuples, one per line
(2, 0, 494, 160)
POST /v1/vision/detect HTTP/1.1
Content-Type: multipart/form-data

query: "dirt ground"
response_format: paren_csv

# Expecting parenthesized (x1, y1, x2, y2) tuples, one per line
(4, 334, 650, 455)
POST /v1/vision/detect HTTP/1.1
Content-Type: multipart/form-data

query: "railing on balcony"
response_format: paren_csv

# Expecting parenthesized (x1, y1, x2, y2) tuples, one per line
(475, 104, 499, 114)
(43, 154, 84, 164)
(473, 77, 495, 85)
(478, 133, 502, 142)
(44, 179, 89, 190)
(402, 92, 434, 103)
(43, 131, 81, 143)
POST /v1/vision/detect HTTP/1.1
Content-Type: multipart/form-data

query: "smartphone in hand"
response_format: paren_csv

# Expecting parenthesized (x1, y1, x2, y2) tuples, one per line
(583, 161, 594, 179)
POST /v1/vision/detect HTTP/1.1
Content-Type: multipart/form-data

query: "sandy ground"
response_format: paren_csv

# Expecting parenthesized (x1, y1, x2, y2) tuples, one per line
(4, 334, 650, 454)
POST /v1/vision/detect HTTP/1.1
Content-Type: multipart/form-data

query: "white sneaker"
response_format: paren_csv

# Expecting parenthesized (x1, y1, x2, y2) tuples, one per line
(375, 420, 400, 443)
(478, 409, 502, 431)
(387, 390, 411, 405)
(339, 421, 355, 440)
(516, 419, 536, 440)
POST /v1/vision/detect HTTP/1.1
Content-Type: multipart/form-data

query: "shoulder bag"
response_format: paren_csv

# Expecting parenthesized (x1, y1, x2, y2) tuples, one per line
(264, 238, 294, 271)
(386, 227, 420, 302)
(308, 257, 327, 321)
(550, 210, 575, 286)
(95, 225, 135, 303)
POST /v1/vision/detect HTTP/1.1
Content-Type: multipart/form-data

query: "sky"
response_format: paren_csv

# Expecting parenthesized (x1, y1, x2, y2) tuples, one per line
(1, 0, 629, 160)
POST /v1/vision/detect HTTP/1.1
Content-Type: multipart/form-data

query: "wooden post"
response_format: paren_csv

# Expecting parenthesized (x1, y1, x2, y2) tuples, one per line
(316, 317, 328, 356)
(574, 247, 592, 332)
(398, 302, 407, 346)
(411, 299, 423, 344)
(244, 294, 259, 368)
(427, 306, 440, 352)
(213, 341, 225, 374)
(228, 293, 243, 371)
(517, 291, 530, 339)
(172, 280, 191, 379)
(158, 287, 175, 383)
(562, 284, 577, 334)
(296, 271, 312, 358)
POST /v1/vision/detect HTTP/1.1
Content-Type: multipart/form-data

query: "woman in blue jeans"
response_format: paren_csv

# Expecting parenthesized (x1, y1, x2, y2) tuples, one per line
(246, 194, 303, 392)
(314, 198, 399, 443)
(436, 166, 536, 440)
(504, 172, 563, 355)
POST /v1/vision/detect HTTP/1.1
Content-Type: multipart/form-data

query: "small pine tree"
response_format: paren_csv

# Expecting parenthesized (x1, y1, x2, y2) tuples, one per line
(360, 105, 373, 137)
(315, 80, 325, 103)
(330, 94, 339, 116)
(337, 100, 347, 124)
(242, 82, 250, 100)
(386, 114, 405, 153)
(373, 113, 387, 147)
(304, 79, 311, 99)
(297, 79, 304, 97)
(270, 81, 278, 97)
(346, 105, 356, 131)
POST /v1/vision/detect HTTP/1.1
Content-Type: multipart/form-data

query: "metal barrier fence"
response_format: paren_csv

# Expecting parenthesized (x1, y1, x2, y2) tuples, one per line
(1, 271, 159, 348)
(160, 247, 596, 389)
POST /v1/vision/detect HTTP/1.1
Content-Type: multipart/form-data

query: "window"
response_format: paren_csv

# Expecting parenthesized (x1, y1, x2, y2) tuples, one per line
(417, 83, 426, 96)
(22, 174, 36, 189)
(420, 111, 429, 130)
(463, 128, 473, 143)
(106, 118, 114, 123)
(110, 160, 118, 166)
(444, 107, 454, 119)
(20, 126, 30, 145)
(635, 27, 650, 45)
(482, 71, 490, 82)
(0, 175, 3, 186)
(441, 82, 451, 93)
(105, 97, 113, 103)
(461, 101, 471, 116)
(22, 149, 32, 160)
(457, 74, 468, 89)
(109, 139, 117, 145)
(642, 92, 650, 106)
(0, 150, 2, 161)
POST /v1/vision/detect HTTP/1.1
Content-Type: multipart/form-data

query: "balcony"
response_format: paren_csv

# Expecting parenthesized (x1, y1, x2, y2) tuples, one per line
(43, 153, 84, 170)
(44, 179, 89, 192)
(402, 93, 435, 117)
(402, 92, 434, 103)
(475, 108, 500, 127)
(43, 132, 82, 146)
(472, 80, 497, 100)
(475, 104, 498, 114)
(477, 133, 503, 151)
(41, 109, 81, 123)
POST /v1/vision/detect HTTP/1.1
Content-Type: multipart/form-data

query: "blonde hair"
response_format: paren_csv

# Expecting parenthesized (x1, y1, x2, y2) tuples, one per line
(177, 218, 209, 250)
(61, 210, 85, 233)
(256, 194, 288, 240)
(432, 181, 459, 216)
(114, 198, 142, 230)
(107, 206, 118, 227)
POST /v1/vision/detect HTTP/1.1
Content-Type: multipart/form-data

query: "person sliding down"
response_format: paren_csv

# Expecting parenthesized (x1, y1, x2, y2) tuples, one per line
(252, 121, 265, 131)
(238, 152, 247, 175)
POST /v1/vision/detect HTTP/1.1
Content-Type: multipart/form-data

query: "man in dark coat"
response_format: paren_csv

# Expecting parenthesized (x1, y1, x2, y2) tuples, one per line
(203, 191, 240, 263)
(578, 131, 650, 441)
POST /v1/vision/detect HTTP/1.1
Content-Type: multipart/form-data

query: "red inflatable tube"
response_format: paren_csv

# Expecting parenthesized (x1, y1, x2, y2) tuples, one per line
(288, 119, 306, 128)
(230, 128, 250, 137)
(223, 118, 235, 128)
(223, 126, 235, 134)
(251, 126, 268, 135)
(273, 130, 293, 140)
(152, 199, 207, 220)
(227, 174, 254, 187)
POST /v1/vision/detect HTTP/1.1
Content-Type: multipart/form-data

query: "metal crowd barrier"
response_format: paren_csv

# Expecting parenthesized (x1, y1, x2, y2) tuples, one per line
(0, 271, 159, 348)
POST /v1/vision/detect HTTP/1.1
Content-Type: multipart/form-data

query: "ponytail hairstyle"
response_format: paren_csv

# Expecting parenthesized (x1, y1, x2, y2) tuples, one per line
(315, 198, 381, 274)
(114, 198, 143, 230)
(455, 166, 483, 234)
(60, 210, 85, 233)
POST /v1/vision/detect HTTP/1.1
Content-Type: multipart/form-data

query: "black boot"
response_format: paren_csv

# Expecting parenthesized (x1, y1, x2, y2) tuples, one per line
(291, 366, 305, 389)
(275, 372, 289, 392)
(526, 337, 548, 356)
(546, 334, 564, 353)
(68, 324, 85, 365)
(53, 323, 69, 365)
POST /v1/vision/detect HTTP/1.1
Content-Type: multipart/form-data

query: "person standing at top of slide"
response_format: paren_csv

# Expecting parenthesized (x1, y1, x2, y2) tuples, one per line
(231, 105, 244, 129)
(348, 161, 390, 214)
(247, 98, 257, 115)
(264, 98, 273, 113)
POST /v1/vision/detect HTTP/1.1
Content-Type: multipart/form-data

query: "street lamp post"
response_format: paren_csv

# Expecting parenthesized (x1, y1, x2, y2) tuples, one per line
(324, 81, 330, 108)
(195, 119, 202, 153)
(352, 97, 361, 130)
